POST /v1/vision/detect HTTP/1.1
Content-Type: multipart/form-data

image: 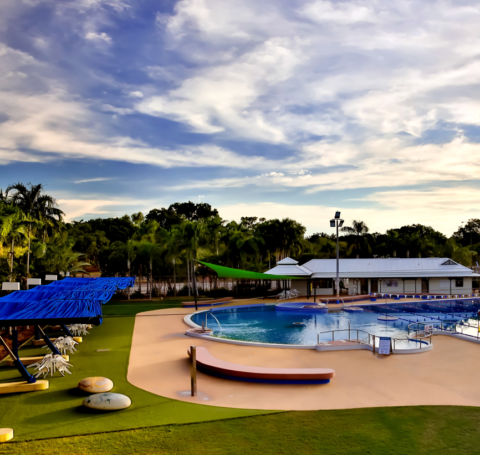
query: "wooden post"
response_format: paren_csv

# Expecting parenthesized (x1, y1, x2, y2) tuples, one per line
(191, 346, 197, 397)
(372, 335, 375, 354)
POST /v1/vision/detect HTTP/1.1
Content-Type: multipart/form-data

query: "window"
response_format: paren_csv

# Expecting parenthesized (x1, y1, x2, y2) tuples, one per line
(455, 278, 463, 287)
(441, 260, 457, 265)
(314, 279, 333, 289)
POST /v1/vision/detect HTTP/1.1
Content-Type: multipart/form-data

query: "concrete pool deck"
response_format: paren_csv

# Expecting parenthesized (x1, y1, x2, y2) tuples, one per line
(127, 302, 480, 411)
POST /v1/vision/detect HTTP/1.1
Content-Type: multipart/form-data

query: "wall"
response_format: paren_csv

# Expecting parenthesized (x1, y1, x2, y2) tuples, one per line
(429, 277, 472, 294)
(291, 280, 308, 296)
(291, 279, 333, 296)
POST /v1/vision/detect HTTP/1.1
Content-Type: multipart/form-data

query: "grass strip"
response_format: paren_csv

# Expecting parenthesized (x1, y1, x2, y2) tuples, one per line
(2, 406, 480, 455)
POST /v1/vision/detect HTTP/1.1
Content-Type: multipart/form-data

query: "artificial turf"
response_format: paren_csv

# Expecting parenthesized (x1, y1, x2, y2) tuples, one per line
(2, 298, 480, 454)
(0, 299, 273, 442)
(3, 406, 480, 454)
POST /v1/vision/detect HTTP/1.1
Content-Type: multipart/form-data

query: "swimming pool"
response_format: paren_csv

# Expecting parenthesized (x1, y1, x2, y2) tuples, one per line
(190, 299, 480, 349)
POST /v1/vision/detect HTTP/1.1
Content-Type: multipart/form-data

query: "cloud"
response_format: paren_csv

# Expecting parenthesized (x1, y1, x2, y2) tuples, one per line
(2, 0, 480, 237)
(128, 91, 144, 98)
(217, 185, 480, 236)
(101, 104, 133, 115)
(85, 31, 112, 42)
(74, 177, 113, 184)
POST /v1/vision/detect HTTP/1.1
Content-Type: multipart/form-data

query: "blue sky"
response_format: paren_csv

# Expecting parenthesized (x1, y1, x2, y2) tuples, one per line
(1, 0, 480, 235)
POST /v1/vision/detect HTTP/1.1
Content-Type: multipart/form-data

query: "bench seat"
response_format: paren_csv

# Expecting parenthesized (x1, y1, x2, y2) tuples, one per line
(189, 347, 334, 384)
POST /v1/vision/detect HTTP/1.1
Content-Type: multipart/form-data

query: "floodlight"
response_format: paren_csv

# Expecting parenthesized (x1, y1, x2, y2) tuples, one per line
(330, 219, 335, 227)
(339, 219, 344, 227)
(335, 211, 341, 219)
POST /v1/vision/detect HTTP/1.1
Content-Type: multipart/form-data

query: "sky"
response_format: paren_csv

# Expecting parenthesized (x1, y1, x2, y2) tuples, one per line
(1, 0, 480, 236)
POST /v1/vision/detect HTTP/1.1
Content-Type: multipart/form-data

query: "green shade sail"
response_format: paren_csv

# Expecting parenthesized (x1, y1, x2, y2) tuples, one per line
(198, 261, 300, 280)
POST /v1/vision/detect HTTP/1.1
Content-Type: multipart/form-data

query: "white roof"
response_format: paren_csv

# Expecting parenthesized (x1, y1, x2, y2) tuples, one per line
(302, 258, 480, 279)
(277, 257, 298, 265)
(264, 257, 311, 276)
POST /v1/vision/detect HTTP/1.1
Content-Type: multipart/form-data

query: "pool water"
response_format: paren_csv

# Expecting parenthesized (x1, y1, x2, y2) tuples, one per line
(190, 301, 480, 348)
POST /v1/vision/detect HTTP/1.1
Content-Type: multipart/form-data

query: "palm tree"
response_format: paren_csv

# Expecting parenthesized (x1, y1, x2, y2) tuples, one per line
(0, 207, 28, 281)
(6, 183, 64, 279)
(157, 227, 183, 296)
(138, 240, 163, 299)
(341, 220, 370, 258)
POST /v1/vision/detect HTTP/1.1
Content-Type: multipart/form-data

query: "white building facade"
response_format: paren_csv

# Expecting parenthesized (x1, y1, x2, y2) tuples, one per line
(265, 257, 480, 296)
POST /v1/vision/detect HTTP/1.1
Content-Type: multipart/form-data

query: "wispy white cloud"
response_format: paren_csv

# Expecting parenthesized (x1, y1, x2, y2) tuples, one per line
(74, 177, 113, 184)
(85, 31, 112, 42)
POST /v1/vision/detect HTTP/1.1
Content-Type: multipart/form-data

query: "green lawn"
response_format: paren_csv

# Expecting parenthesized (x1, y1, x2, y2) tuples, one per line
(3, 406, 480, 454)
(0, 299, 273, 442)
(2, 298, 480, 454)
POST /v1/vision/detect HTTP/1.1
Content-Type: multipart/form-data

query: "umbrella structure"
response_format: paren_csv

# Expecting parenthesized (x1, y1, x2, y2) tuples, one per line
(0, 277, 135, 383)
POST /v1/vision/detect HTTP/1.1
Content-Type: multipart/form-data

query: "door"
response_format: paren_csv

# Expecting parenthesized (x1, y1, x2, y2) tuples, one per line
(360, 278, 368, 294)
(421, 278, 429, 293)
(371, 279, 378, 293)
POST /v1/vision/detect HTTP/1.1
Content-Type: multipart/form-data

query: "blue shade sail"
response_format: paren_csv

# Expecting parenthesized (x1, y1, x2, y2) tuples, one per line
(0, 277, 135, 325)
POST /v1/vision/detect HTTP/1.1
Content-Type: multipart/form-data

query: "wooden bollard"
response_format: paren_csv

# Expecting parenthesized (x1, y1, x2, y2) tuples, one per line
(190, 345, 197, 397)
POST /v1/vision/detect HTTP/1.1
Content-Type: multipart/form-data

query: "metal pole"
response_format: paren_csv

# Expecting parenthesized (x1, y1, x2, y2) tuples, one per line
(332, 331, 334, 341)
(336, 220, 340, 299)
(190, 345, 197, 397)
(12, 327, 19, 359)
(314, 283, 316, 303)
(0, 334, 36, 383)
(372, 335, 375, 354)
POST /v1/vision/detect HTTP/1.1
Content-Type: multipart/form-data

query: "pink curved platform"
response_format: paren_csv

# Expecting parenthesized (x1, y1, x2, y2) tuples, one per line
(189, 347, 335, 384)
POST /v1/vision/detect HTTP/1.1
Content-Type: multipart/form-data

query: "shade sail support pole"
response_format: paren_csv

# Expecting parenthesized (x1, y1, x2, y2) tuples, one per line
(61, 324, 73, 338)
(0, 334, 36, 383)
(37, 326, 61, 355)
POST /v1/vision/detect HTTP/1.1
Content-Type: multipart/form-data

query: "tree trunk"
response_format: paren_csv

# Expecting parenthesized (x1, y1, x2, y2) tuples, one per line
(127, 260, 131, 300)
(9, 239, 14, 282)
(187, 258, 191, 296)
(149, 260, 153, 300)
(173, 259, 177, 297)
(26, 224, 31, 278)
(192, 261, 198, 296)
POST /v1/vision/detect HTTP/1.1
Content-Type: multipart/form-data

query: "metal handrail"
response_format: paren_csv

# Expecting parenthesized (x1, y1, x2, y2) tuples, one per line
(315, 327, 433, 351)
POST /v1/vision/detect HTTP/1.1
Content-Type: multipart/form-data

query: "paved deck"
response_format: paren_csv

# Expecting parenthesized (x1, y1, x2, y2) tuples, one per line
(127, 304, 480, 411)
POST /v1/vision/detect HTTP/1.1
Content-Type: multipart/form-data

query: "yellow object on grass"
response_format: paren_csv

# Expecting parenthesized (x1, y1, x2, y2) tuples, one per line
(0, 380, 49, 395)
(0, 428, 13, 443)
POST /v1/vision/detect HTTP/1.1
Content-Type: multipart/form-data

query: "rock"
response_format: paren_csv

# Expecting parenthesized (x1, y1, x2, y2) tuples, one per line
(78, 377, 114, 393)
(83, 393, 131, 411)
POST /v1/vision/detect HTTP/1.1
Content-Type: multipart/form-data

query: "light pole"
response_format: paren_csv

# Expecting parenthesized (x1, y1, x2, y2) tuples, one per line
(330, 211, 344, 300)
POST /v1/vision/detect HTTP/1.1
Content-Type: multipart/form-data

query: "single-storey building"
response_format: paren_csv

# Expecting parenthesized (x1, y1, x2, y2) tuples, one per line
(264, 257, 480, 296)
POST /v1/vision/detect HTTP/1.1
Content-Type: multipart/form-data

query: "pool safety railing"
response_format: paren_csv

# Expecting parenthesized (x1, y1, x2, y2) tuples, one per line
(315, 327, 433, 353)
(205, 312, 223, 333)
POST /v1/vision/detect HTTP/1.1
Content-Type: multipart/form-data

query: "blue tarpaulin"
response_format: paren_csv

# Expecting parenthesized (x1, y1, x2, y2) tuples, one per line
(0, 277, 135, 325)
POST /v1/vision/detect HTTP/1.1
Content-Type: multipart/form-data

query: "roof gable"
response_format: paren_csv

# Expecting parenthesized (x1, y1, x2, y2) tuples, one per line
(277, 257, 298, 265)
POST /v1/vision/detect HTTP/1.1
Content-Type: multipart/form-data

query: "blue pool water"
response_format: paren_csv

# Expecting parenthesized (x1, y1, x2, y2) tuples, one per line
(191, 300, 480, 348)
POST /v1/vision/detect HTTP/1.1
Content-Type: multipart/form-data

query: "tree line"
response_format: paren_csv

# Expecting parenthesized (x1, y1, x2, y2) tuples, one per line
(1, 182, 479, 297)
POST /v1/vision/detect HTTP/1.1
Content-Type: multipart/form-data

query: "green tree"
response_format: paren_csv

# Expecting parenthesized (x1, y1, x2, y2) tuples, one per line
(341, 220, 370, 258)
(6, 182, 64, 278)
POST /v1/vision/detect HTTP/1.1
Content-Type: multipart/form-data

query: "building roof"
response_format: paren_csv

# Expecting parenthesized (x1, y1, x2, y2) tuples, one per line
(264, 258, 480, 279)
(276, 257, 299, 265)
(303, 258, 480, 279)
(264, 257, 313, 276)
